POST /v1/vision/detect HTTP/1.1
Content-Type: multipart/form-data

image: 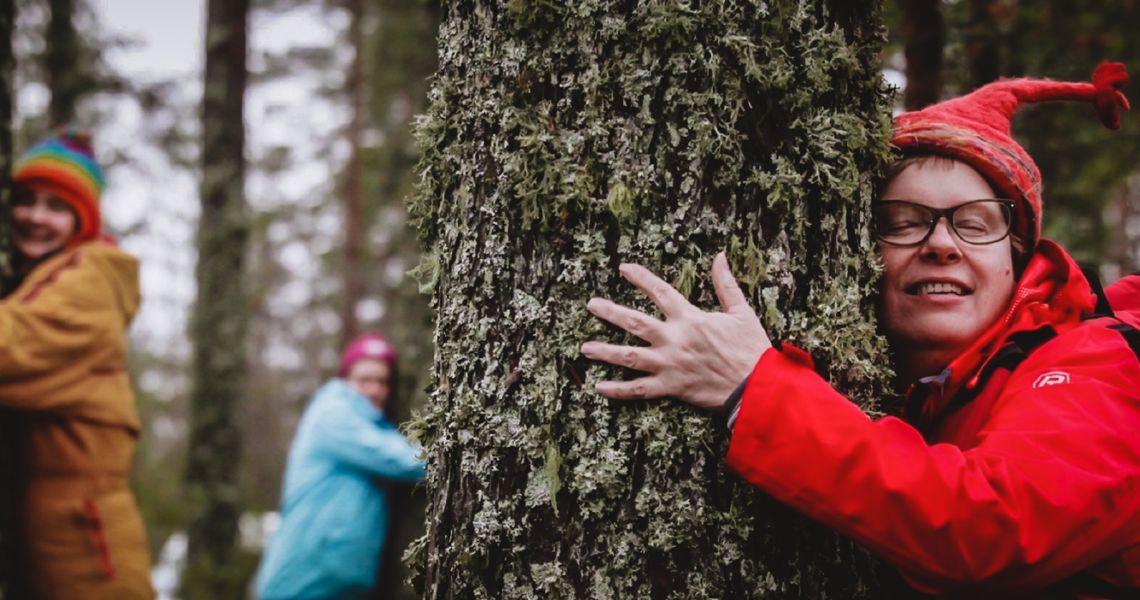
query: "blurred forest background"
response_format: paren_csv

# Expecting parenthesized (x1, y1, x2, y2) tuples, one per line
(2, 0, 1140, 598)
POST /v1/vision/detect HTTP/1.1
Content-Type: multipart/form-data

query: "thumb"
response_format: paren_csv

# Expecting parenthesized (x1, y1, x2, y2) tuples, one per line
(712, 252, 749, 314)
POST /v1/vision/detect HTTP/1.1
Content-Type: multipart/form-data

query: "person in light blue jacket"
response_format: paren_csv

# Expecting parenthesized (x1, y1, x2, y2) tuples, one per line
(256, 332, 426, 600)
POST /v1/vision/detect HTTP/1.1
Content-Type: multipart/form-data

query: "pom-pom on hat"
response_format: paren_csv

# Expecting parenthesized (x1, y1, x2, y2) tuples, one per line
(891, 62, 1130, 253)
(338, 331, 398, 377)
(12, 128, 105, 244)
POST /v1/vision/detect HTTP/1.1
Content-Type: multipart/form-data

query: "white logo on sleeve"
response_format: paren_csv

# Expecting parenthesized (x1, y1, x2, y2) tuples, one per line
(1032, 371, 1070, 388)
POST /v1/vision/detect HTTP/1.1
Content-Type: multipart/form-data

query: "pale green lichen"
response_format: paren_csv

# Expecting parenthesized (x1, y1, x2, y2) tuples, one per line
(405, 0, 896, 597)
(605, 180, 636, 222)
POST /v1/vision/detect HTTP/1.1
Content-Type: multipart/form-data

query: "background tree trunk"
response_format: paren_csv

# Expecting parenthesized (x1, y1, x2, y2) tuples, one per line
(183, 0, 251, 597)
(964, 0, 1003, 89)
(408, 1, 895, 597)
(901, 0, 944, 109)
(0, 0, 14, 595)
(341, 0, 366, 347)
(46, 0, 81, 125)
(363, 0, 440, 598)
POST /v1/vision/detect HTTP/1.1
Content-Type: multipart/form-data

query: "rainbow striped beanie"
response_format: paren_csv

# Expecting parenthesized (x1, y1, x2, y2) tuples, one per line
(13, 128, 104, 243)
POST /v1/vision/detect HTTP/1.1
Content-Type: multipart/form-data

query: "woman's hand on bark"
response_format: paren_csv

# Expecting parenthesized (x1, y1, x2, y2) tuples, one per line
(581, 252, 772, 410)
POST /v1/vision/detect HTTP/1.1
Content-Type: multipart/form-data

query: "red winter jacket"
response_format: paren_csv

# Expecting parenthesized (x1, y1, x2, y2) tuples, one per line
(1106, 273, 1140, 318)
(726, 241, 1140, 597)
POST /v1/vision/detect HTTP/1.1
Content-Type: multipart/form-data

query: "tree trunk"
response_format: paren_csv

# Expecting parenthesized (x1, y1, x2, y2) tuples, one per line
(901, 0, 944, 109)
(46, 0, 81, 125)
(0, 0, 14, 594)
(364, 1, 440, 599)
(0, 0, 13, 299)
(408, 1, 895, 597)
(183, 0, 250, 597)
(341, 0, 366, 347)
(965, 0, 1003, 88)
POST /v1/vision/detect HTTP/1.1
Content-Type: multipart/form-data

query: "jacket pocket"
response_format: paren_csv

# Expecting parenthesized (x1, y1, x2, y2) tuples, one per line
(23, 490, 154, 599)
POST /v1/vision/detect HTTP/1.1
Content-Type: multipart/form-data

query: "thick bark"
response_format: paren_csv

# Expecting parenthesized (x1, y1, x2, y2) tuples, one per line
(46, 0, 81, 125)
(901, 0, 944, 109)
(409, 1, 895, 597)
(183, 0, 251, 597)
(341, 0, 366, 346)
(0, 1, 13, 595)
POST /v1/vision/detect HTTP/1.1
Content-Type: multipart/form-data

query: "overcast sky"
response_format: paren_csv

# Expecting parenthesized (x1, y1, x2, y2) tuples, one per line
(70, 1, 349, 372)
(93, 0, 204, 78)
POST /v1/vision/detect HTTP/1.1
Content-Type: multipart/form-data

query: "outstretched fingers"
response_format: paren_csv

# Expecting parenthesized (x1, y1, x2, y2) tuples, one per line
(619, 263, 692, 318)
(582, 256, 770, 409)
(595, 376, 665, 400)
(585, 298, 665, 344)
(580, 341, 662, 374)
(712, 252, 749, 314)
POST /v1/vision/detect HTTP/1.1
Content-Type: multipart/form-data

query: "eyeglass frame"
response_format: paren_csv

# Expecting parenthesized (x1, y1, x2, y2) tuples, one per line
(873, 199, 1017, 247)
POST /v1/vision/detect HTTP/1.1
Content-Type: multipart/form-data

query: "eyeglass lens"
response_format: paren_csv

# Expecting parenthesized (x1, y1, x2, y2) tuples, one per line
(875, 200, 1011, 245)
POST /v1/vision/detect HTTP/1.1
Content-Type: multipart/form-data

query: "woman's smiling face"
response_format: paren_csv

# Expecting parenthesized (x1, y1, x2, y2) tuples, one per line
(878, 158, 1016, 377)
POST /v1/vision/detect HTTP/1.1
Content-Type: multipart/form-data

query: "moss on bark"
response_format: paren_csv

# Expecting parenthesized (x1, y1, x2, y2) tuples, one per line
(409, 1, 896, 597)
(183, 0, 251, 597)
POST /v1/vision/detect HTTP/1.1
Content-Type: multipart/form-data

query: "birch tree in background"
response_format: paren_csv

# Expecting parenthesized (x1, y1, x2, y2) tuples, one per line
(183, 0, 251, 596)
(409, 1, 895, 597)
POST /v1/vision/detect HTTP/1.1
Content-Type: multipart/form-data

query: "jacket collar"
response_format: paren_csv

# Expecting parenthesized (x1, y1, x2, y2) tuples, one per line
(906, 239, 1095, 426)
(329, 378, 388, 423)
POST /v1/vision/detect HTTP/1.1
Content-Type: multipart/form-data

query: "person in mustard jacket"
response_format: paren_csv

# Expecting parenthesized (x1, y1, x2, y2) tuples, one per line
(1, 129, 155, 599)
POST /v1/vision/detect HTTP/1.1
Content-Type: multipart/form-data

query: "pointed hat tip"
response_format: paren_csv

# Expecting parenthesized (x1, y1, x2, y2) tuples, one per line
(1092, 61, 1130, 130)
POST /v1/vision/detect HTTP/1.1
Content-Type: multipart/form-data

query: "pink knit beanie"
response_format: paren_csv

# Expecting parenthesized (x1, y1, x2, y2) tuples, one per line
(338, 332, 398, 377)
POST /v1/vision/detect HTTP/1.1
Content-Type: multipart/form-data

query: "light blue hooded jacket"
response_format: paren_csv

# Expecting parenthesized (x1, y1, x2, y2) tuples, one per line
(255, 378, 426, 600)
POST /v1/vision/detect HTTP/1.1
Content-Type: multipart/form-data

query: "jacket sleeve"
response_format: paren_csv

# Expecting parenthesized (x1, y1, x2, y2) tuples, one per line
(725, 329, 1140, 594)
(310, 400, 426, 483)
(0, 252, 125, 411)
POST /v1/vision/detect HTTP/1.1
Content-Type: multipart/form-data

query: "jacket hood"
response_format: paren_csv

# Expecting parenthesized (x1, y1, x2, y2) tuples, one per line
(910, 239, 1094, 424)
(83, 241, 141, 324)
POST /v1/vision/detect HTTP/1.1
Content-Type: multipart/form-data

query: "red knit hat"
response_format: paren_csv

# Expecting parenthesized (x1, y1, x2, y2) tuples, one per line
(892, 62, 1130, 252)
(338, 331, 398, 377)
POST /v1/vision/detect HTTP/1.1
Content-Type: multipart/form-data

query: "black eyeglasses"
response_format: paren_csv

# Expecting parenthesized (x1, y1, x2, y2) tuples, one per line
(874, 199, 1015, 247)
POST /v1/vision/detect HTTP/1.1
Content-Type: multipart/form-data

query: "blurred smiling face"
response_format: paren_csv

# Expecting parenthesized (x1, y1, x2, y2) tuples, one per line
(11, 186, 78, 260)
(346, 358, 392, 411)
(877, 158, 1017, 376)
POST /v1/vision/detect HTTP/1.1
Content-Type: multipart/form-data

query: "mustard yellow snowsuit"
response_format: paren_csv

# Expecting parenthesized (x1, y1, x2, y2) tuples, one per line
(1, 240, 154, 599)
